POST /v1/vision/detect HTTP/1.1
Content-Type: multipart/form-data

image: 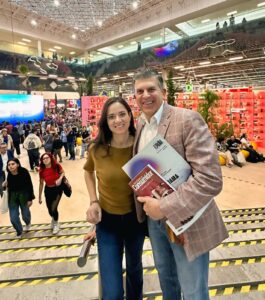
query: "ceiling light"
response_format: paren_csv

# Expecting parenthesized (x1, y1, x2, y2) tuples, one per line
(22, 38, 31, 43)
(67, 76, 75, 80)
(132, 1, 138, 9)
(54, 0, 60, 6)
(69, 51, 76, 55)
(174, 65, 184, 69)
(98, 21, 103, 27)
(201, 19, 210, 24)
(0, 70, 12, 74)
(199, 61, 211, 65)
(101, 77, 107, 80)
(18, 42, 27, 45)
(31, 20, 37, 26)
(113, 75, 120, 78)
(79, 78, 86, 81)
(127, 72, 134, 76)
(130, 41, 137, 45)
(48, 74, 58, 78)
(54, 46, 62, 50)
(71, 34, 76, 39)
(144, 37, 151, 40)
(227, 10, 237, 16)
(74, 26, 79, 30)
(118, 45, 124, 48)
(39, 76, 47, 80)
(81, 29, 85, 32)
(257, 2, 265, 7)
(49, 48, 56, 52)
(160, 32, 168, 36)
(229, 56, 243, 61)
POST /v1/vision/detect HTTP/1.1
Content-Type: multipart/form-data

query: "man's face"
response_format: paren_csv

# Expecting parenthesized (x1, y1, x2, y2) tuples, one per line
(135, 77, 166, 121)
(2, 130, 7, 136)
(0, 145, 7, 154)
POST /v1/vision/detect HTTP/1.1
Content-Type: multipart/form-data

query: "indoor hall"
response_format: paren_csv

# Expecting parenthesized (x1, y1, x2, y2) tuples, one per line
(0, 0, 265, 299)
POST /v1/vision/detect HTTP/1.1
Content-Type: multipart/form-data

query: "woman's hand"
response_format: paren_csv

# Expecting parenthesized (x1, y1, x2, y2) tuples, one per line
(27, 201, 33, 208)
(2, 181, 7, 188)
(55, 178, 62, 186)
(39, 197, 42, 204)
(86, 203, 102, 224)
(83, 230, 96, 242)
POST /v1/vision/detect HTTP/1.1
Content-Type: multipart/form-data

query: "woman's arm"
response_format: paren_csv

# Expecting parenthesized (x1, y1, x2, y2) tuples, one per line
(84, 170, 101, 224)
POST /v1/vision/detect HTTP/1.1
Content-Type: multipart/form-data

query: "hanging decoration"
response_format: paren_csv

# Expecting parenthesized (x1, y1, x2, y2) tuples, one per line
(153, 40, 179, 57)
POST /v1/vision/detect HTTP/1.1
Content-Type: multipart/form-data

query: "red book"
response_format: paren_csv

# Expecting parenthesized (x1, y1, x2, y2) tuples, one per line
(129, 164, 175, 199)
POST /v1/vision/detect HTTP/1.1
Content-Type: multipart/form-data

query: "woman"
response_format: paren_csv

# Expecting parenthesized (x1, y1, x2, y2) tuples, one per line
(4, 158, 34, 238)
(39, 153, 64, 234)
(84, 97, 146, 300)
(10, 127, 21, 157)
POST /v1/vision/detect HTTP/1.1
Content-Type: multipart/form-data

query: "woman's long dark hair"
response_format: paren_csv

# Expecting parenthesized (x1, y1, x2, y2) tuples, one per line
(6, 158, 22, 174)
(94, 97, 135, 155)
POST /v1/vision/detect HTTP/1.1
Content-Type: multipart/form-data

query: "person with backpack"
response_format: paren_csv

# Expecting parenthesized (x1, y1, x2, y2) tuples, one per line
(23, 129, 42, 172)
(38, 153, 65, 234)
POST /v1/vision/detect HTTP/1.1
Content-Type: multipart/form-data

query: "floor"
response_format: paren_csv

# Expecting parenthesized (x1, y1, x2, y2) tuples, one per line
(1, 147, 264, 227)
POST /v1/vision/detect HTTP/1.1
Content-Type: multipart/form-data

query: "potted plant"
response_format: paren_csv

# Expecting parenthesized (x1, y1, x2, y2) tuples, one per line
(166, 69, 175, 106)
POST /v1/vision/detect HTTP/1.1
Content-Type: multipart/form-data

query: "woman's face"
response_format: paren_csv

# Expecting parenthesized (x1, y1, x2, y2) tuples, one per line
(7, 161, 19, 173)
(106, 102, 131, 136)
(42, 155, 51, 166)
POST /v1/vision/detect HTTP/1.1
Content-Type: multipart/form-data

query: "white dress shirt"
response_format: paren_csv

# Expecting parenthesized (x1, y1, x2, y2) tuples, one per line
(138, 103, 164, 152)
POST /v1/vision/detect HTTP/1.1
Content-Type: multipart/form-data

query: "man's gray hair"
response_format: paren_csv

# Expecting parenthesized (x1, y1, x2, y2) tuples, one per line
(134, 69, 164, 90)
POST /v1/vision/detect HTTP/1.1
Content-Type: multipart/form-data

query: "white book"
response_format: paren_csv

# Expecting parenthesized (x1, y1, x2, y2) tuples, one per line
(123, 135, 212, 236)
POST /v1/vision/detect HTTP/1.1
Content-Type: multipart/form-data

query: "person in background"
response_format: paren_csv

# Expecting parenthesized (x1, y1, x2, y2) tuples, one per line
(43, 131, 54, 153)
(0, 142, 14, 197)
(84, 97, 146, 300)
(66, 126, 76, 160)
(80, 126, 90, 159)
(60, 127, 69, 157)
(133, 69, 228, 300)
(226, 135, 243, 167)
(38, 153, 64, 234)
(10, 127, 21, 158)
(16, 122, 25, 144)
(0, 128, 14, 151)
(3, 158, 34, 238)
(216, 137, 234, 167)
(23, 129, 42, 172)
(52, 134, 63, 163)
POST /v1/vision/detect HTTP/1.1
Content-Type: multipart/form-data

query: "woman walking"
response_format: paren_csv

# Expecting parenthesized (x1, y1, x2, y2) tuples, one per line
(84, 97, 146, 300)
(4, 158, 34, 238)
(38, 153, 64, 234)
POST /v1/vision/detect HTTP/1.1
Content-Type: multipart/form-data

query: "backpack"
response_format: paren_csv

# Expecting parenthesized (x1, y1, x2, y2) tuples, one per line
(28, 138, 37, 150)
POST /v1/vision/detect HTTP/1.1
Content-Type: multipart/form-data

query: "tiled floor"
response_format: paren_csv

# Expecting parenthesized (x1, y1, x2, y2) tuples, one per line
(0, 148, 264, 227)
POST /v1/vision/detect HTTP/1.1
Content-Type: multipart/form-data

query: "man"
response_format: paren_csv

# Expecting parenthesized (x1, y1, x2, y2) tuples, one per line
(0, 128, 14, 151)
(226, 135, 243, 167)
(66, 126, 76, 160)
(0, 142, 14, 196)
(80, 126, 90, 159)
(133, 69, 228, 300)
(23, 129, 42, 172)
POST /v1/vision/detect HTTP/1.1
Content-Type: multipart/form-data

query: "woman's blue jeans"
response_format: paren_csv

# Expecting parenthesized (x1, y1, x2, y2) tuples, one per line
(8, 191, 31, 236)
(96, 209, 146, 300)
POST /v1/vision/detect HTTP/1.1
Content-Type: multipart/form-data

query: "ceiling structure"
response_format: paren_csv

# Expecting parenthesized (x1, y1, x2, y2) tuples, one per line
(0, 0, 265, 87)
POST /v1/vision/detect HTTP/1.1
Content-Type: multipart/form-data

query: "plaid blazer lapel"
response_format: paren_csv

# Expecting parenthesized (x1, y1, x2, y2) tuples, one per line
(157, 103, 172, 138)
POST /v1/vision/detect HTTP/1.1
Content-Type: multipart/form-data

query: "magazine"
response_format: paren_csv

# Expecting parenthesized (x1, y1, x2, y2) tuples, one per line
(123, 135, 212, 236)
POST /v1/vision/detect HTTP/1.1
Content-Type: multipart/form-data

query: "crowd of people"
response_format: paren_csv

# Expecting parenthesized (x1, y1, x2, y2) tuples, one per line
(0, 69, 264, 300)
(216, 133, 265, 168)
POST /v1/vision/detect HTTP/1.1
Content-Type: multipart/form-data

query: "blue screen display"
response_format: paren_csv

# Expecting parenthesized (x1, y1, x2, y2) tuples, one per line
(0, 94, 44, 124)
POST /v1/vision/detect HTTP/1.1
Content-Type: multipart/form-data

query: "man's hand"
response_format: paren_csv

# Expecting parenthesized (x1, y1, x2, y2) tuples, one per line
(86, 203, 102, 224)
(137, 196, 165, 220)
(27, 201, 33, 208)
